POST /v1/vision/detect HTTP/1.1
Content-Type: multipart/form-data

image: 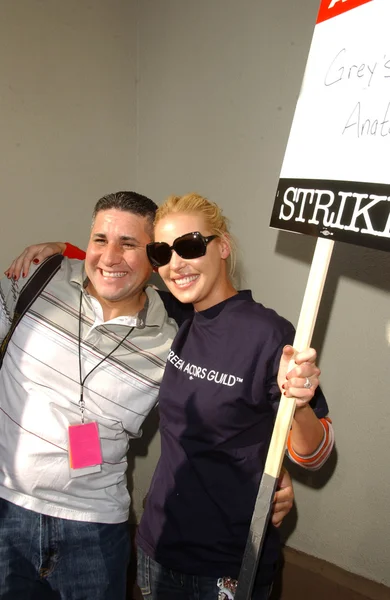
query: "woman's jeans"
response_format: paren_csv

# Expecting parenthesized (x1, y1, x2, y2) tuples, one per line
(137, 546, 272, 600)
(0, 498, 130, 600)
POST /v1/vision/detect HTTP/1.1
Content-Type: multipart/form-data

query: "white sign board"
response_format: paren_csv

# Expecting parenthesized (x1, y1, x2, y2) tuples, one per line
(271, 0, 390, 253)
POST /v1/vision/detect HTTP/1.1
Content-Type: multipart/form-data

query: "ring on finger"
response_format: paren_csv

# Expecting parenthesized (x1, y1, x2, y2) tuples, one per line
(303, 377, 313, 389)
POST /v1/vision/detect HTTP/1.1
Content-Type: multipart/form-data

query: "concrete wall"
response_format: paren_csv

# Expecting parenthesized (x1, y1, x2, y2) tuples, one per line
(0, 0, 137, 268)
(132, 0, 390, 587)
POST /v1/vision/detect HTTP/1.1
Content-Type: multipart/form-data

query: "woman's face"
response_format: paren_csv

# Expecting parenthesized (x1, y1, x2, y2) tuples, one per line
(154, 212, 231, 311)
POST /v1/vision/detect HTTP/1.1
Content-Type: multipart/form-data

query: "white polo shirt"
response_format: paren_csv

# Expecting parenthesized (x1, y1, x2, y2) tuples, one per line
(0, 259, 177, 523)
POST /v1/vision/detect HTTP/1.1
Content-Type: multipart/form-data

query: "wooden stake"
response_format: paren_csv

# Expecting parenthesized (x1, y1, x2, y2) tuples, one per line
(235, 237, 334, 600)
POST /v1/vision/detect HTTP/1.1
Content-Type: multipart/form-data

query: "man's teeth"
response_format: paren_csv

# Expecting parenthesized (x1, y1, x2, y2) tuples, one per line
(174, 275, 198, 286)
(102, 271, 127, 278)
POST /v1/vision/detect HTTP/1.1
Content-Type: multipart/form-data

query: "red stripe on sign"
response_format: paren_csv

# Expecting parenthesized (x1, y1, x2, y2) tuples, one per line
(316, 0, 373, 24)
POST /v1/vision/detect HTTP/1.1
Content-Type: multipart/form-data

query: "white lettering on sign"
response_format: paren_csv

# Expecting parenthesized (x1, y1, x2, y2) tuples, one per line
(278, 187, 390, 238)
(328, 0, 348, 8)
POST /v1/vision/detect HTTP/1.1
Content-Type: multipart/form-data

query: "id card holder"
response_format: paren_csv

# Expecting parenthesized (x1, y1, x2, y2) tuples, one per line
(68, 421, 103, 478)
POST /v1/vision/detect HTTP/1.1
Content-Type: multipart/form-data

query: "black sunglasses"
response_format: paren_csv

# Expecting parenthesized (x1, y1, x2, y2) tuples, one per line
(146, 231, 217, 268)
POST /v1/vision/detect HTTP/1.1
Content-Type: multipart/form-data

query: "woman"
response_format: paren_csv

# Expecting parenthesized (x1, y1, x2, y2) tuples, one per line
(136, 193, 333, 600)
(5, 193, 333, 599)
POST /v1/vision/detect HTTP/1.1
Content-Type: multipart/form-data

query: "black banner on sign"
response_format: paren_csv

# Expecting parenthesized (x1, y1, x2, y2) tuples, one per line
(270, 179, 390, 253)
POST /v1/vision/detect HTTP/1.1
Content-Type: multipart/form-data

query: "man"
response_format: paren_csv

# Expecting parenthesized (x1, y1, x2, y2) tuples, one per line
(0, 192, 179, 599)
(1, 191, 294, 600)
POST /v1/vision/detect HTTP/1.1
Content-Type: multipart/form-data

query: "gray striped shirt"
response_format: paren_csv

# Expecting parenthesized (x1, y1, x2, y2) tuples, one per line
(0, 259, 177, 523)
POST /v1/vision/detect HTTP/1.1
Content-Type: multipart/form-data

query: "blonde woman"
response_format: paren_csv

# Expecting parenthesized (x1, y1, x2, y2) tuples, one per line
(135, 193, 333, 600)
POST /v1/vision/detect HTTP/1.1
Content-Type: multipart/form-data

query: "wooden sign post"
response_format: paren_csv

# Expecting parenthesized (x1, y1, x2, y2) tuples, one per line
(236, 0, 390, 597)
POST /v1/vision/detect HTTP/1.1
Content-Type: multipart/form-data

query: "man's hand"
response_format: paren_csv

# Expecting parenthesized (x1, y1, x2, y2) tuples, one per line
(272, 467, 294, 528)
(5, 242, 66, 281)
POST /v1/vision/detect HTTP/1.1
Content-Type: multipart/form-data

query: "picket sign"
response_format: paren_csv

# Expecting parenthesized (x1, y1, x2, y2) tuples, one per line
(236, 0, 390, 596)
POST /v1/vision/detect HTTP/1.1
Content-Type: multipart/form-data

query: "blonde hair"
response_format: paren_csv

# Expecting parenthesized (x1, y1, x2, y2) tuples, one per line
(155, 193, 236, 277)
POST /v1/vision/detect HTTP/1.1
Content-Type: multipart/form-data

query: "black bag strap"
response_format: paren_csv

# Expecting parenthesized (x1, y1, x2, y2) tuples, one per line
(0, 254, 65, 368)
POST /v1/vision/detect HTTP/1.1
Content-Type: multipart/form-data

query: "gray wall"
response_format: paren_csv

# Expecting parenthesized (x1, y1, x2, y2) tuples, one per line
(1, 0, 389, 588)
(0, 0, 137, 265)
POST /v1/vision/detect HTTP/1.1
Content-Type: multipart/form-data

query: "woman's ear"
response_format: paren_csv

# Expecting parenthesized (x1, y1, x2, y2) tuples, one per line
(219, 234, 231, 260)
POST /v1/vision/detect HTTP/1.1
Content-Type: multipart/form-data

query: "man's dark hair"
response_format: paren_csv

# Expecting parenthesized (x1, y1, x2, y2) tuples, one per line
(92, 191, 157, 236)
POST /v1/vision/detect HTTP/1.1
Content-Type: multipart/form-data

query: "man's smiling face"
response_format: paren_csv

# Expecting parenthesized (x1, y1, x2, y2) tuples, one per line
(84, 209, 153, 312)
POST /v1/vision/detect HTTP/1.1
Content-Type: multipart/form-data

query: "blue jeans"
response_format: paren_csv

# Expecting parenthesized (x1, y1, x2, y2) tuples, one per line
(137, 547, 272, 600)
(0, 498, 130, 600)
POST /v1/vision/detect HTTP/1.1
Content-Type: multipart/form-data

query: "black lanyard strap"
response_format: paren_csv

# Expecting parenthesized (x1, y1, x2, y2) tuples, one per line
(77, 291, 134, 423)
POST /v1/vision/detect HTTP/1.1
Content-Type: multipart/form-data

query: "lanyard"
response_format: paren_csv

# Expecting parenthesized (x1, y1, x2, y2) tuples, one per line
(77, 291, 134, 423)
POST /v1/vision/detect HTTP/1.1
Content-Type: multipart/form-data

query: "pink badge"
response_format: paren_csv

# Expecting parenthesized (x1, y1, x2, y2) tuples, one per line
(68, 422, 103, 469)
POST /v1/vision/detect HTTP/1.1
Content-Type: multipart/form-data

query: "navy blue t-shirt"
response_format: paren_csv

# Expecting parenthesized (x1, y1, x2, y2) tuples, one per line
(137, 291, 329, 582)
